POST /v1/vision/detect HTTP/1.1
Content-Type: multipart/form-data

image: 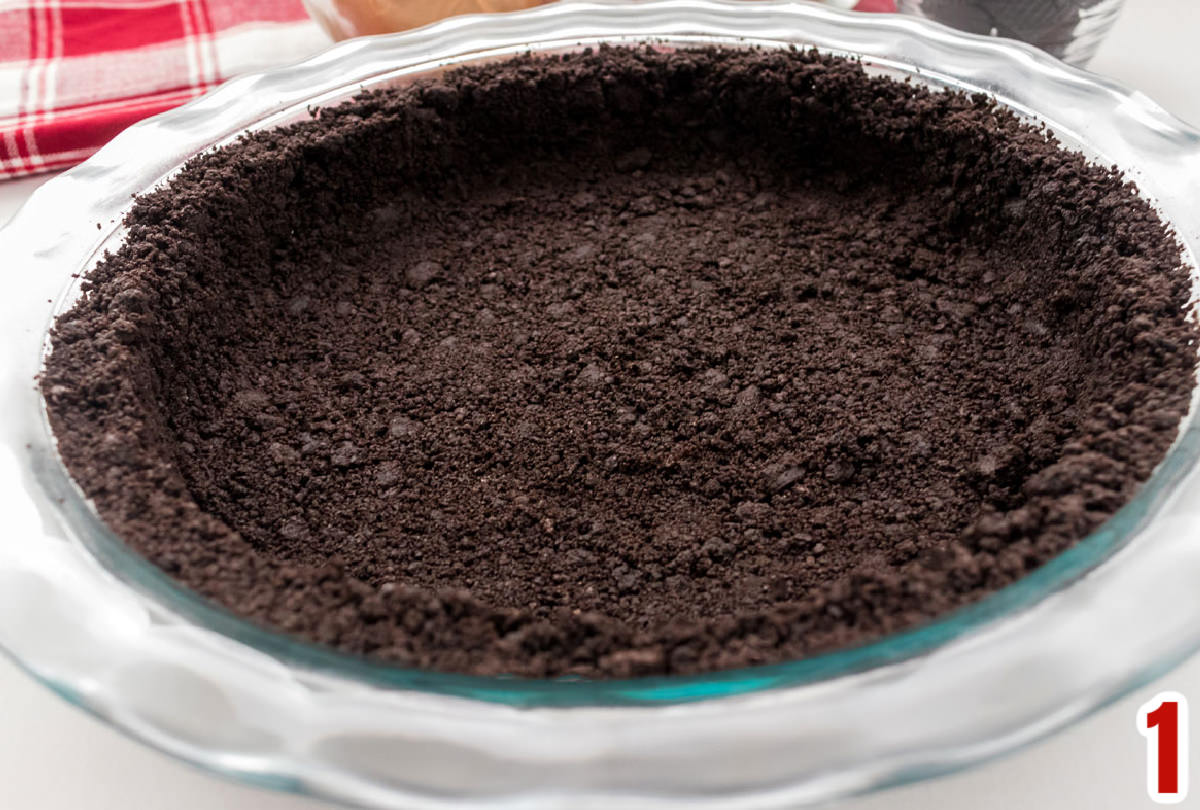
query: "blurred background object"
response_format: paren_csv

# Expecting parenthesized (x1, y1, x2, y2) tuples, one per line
(303, 0, 548, 39)
(301, 0, 897, 39)
(896, 0, 1125, 64)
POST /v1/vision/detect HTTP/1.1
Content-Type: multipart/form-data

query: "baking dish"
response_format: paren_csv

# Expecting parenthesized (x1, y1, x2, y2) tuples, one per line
(1, 1, 1199, 807)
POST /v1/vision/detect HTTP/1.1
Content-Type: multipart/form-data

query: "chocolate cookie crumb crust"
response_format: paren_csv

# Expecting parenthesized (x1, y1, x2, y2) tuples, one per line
(43, 47, 1196, 678)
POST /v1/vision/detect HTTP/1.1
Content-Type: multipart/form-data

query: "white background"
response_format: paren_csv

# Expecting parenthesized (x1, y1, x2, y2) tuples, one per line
(1, 1, 1198, 807)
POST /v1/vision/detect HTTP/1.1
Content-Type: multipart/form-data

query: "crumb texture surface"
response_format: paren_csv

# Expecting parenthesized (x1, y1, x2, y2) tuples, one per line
(44, 48, 1196, 678)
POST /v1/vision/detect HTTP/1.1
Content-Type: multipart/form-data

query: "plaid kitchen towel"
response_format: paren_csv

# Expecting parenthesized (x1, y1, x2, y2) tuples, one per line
(0, 0, 328, 178)
(0, 0, 895, 180)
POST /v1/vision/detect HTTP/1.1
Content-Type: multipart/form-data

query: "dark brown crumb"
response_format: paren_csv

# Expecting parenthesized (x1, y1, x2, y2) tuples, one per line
(42, 47, 1196, 678)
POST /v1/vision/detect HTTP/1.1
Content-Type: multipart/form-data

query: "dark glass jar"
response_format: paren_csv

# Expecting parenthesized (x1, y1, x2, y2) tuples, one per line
(896, 0, 1124, 64)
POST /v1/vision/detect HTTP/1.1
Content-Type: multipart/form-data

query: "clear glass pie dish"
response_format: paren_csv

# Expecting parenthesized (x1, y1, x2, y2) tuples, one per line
(1, 1, 1200, 807)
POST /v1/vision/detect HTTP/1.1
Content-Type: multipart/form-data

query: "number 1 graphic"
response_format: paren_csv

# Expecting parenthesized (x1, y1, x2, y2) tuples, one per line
(1138, 692, 1189, 804)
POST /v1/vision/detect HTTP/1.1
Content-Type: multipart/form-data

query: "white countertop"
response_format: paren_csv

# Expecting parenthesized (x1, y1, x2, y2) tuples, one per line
(1, 1, 1198, 806)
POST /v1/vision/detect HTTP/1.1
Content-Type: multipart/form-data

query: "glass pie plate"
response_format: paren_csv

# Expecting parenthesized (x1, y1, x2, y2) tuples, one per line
(2, 1, 1200, 807)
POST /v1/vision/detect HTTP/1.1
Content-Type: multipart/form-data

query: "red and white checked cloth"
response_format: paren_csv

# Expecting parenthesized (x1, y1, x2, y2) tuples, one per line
(0, 0, 328, 178)
(0, 0, 895, 180)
